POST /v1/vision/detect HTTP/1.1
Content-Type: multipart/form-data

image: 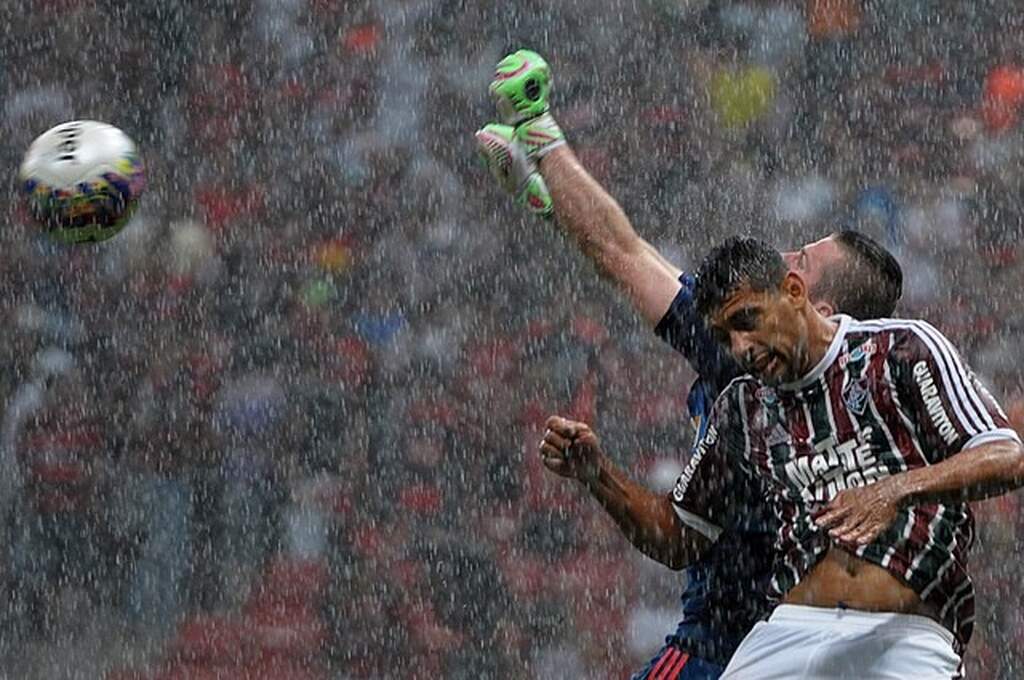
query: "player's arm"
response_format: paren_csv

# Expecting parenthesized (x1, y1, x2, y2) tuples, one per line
(477, 118, 735, 388)
(885, 438, 1024, 505)
(816, 322, 1024, 544)
(541, 416, 710, 569)
(537, 146, 682, 326)
(478, 50, 683, 328)
(477, 51, 741, 390)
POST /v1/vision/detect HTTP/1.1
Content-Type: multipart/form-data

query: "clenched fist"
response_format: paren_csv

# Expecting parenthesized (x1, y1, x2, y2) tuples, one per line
(538, 415, 603, 485)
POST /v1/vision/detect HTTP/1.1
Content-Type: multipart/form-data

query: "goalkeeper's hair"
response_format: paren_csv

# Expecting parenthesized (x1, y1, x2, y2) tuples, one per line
(819, 230, 903, 320)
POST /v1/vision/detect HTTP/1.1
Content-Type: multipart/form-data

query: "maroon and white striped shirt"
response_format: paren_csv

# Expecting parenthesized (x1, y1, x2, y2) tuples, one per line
(671, 315, 1020, 649)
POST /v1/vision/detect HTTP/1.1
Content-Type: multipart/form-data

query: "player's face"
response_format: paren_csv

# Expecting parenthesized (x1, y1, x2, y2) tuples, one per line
(781, 235, 846, 316)
(711, 276, 810, 385)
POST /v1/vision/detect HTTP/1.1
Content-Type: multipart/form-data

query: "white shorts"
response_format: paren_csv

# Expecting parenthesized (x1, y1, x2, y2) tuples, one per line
(721, 604, 962, 680)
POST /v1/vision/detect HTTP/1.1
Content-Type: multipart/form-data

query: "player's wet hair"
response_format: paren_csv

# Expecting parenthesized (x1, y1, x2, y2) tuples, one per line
(821, 230, 903, 319)
(694, 237, 787, 318)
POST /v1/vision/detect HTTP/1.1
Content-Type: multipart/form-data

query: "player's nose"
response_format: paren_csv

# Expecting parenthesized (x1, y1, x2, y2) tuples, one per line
(730, 331, 756, 360)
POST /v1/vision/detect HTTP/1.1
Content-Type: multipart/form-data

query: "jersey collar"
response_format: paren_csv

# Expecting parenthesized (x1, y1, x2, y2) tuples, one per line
(778, 314, 851, 392)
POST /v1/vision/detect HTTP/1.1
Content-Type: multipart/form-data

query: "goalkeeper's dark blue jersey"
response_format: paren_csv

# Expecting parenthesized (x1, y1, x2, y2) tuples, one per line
(651, 273, 776, 667)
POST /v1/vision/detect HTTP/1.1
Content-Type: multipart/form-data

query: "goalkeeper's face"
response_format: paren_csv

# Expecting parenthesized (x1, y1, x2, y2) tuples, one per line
(781, 235, 846, 316)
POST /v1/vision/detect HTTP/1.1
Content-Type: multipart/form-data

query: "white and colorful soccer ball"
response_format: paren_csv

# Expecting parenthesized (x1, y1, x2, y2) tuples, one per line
(18, 120, 145, 244)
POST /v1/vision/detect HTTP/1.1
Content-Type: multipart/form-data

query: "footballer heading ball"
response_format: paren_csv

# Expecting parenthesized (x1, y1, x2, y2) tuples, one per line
(18, 120, 145, 244)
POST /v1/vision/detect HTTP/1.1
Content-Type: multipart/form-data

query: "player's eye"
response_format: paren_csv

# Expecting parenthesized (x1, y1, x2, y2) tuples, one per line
(729, 308, 760, 331)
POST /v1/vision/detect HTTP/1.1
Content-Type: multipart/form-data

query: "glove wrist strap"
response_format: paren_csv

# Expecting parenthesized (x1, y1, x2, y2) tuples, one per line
(517, 113, 566, 160)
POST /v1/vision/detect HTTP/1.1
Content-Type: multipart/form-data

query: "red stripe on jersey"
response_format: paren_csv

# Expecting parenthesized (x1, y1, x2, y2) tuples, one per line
(659, 652, 691, 680)
(864, 333, 928, 469)
(907, 507, 937, 547)
(649, 649, 679, 680)
(784, 396, 811, 451)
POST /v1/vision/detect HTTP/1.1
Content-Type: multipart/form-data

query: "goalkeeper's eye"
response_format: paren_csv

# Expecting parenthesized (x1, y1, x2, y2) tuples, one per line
(525, 78, 542, 101)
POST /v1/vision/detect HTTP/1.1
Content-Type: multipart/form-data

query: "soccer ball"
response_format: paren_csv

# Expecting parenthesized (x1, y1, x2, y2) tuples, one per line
(18, 120, 145, 244)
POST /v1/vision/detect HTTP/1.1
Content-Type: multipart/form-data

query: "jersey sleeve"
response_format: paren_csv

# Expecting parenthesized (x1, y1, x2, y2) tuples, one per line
(889, 321, 1021, 462)
(654, 272, 740, 395)
(669, 382, 751, 542)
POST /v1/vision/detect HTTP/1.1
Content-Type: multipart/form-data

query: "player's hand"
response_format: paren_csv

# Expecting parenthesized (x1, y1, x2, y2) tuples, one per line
(489, 49, 552, 125)
(488, 50, 565, 159)
(812, 476, 906, 546)
(474, 123, 553, 218)
(538, 415, 603, 484)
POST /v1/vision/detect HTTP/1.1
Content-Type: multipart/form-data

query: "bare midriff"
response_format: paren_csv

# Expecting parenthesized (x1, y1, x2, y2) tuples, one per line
(782, 548, 939, 619)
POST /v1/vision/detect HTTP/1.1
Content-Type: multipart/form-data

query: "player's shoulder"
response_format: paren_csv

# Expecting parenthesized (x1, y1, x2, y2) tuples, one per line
(845, 316, 941, 333)
(711, 373, 762, 414)
(844, 317, 951, 351)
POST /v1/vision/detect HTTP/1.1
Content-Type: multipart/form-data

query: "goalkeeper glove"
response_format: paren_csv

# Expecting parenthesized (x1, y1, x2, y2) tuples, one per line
(475, 123, 553, 218)
(488, 49, 566, 159)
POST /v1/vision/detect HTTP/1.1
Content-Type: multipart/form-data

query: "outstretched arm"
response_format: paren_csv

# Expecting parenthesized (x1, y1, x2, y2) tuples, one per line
(479, 50, 684, 329)
(539, 146, 683, 327)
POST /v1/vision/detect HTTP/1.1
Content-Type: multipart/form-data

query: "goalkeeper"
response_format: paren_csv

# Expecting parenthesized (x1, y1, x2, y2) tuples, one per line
(476, 50, 903, 679)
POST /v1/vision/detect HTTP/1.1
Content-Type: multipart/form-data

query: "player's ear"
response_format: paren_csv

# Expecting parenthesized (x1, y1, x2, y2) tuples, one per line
(782, 271, 807, 307)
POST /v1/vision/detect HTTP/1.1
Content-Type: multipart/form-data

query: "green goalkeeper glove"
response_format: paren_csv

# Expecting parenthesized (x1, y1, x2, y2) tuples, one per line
(488, 49, 566, 159)
(475, 123, 553, 218)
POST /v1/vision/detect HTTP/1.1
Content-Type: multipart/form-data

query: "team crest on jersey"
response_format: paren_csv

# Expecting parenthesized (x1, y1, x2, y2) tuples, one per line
(839, 340, 876, 370)
(843, 378, 870, 416)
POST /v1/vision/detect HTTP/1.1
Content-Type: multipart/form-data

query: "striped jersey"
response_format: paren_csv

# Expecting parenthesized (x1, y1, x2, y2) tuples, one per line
(671, 315, 1021, 649)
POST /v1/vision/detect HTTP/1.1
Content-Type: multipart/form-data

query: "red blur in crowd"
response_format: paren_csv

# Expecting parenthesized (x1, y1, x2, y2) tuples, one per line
(981, 65, 1024, 132)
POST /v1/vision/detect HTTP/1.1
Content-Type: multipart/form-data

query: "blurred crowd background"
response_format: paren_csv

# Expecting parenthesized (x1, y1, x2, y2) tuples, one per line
(2, 0, 1024, 678)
